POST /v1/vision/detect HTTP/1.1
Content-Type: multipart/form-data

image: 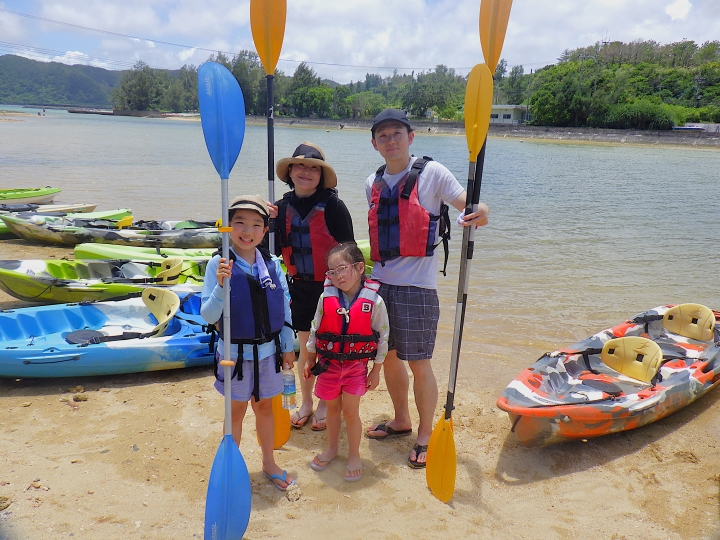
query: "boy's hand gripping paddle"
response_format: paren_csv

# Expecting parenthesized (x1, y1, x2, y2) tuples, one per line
(198, 61, 251, 539)
(425, 0, 513, 504)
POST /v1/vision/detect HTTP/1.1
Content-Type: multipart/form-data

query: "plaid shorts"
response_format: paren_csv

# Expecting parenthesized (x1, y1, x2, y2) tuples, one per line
(378, 283, 439, 361)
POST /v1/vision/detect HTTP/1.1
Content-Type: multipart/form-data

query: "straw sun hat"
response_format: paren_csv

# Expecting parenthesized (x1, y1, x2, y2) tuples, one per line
(275, 142, 338, 189)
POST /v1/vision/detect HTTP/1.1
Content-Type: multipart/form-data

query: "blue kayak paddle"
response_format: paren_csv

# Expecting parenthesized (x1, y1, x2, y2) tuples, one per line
(198, 61, 251, 540)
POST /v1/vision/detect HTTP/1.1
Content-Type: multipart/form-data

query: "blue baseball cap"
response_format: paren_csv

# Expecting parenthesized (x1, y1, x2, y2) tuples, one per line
(371, 108, 413, 136)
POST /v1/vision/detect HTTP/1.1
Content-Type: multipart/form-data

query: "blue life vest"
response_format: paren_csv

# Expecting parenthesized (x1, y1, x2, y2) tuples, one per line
(215, 248, 287, 396)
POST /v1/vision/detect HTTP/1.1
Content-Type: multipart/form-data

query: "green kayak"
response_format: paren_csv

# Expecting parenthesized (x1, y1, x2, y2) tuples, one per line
(0, 187, 62, 204)
(75, 239, 374, 271)
(0, 258, 205, 303)
(75, 243, 217, 261)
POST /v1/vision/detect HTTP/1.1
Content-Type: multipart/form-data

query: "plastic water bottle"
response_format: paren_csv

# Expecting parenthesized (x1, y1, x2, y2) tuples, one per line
(282, 368, 296, 410)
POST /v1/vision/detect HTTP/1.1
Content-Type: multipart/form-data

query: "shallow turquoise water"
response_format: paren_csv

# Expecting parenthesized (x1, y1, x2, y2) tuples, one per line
(2, 105, 719, 386)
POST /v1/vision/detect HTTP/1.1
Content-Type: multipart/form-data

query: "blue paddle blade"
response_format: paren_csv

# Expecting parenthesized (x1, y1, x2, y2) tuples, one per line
(204, 435, 252, 540)
(198, 62, 246, 180)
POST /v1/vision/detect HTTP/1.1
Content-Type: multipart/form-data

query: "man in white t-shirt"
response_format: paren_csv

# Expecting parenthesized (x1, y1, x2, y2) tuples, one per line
(365, 108, 489, 468)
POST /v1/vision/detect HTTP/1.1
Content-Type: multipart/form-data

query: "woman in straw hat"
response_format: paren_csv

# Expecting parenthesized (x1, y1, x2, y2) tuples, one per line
(271, 141, 355, 431)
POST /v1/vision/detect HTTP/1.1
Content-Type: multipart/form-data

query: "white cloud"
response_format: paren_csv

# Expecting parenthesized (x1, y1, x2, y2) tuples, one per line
(665, 0, 692, 20)
(51, 50, 113, 68)
(2, 0, 719, 80)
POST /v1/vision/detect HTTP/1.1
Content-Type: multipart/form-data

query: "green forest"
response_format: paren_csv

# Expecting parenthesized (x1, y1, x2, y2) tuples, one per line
(2, 38, 720, 129)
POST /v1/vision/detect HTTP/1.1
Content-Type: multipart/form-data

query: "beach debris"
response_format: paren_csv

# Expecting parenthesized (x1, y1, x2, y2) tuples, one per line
(27, 479, 42, 490)
(131, 444, 139, 452)
(285, 483, 301, 502)
(21, 402, 32, 407)
(68, 385, 84, 393)
(71, 459, 81, 464)
(0, 496, 12, 511)
(73, 394, 88, 402)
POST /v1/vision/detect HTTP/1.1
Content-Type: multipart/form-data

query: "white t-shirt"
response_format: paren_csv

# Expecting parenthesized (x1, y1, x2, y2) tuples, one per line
(365, 157, 464, 289)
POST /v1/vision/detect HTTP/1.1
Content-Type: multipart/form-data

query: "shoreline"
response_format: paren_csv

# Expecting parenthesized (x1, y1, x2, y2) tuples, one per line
(4, 106, 719, 149)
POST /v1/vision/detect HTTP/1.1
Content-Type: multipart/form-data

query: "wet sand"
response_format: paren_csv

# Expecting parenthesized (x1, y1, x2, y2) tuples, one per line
(1, 241, 719, 539)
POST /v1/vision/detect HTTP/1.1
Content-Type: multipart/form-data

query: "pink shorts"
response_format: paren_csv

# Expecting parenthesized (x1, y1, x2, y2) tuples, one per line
(314, 360, 368, 401)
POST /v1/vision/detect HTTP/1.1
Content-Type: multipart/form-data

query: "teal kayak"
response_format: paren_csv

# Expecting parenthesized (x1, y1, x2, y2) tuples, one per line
(0, 187, 61, 205)
(0, 258, 205, 303)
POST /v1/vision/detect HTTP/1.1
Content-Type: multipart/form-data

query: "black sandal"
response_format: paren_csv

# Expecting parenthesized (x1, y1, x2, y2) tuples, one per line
(407, 443, 428, 469)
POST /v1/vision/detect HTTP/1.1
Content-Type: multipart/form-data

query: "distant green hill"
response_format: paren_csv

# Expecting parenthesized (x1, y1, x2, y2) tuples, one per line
(0, 55, 123, 108)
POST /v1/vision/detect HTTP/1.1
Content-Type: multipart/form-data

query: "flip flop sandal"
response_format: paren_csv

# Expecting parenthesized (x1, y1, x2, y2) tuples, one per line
(263, 469, 294, 491)
(311, 415, 327, 431)
(366, 421, 412, 440)
(407, 444, 428, 469)
(291, 412, 312, 428)
(309, 455, 334, 471)
(344, 467, 364, 482)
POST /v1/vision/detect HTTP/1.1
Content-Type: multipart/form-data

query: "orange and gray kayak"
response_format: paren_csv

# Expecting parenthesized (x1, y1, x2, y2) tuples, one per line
(497, 303, 720, 447)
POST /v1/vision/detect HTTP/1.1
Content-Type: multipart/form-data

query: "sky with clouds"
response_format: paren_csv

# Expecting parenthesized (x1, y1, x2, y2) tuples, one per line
(0, 0, 718, 82)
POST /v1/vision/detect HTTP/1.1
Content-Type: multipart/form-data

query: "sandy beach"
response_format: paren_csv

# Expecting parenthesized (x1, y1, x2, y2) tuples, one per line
(0, 240, 718, 540)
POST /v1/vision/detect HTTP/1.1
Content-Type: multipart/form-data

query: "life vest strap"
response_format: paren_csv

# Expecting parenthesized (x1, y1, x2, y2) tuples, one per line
(320, 351, 376, 361)
(290, 246, 313, 256)
(290, 224, 311, 234)
(379, 196, 398, 205)
(229, 329, 282, 346)
(316, 331, 380, 343)
(288, 273, 316, 282)
(377, 216, 400, 226)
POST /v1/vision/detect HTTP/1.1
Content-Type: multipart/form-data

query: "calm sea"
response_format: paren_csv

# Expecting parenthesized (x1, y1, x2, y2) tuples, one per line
(2, 105, 719, 389)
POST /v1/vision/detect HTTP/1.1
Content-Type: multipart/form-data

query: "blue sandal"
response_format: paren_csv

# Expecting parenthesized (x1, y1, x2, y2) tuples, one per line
(263, 469, 294, 491)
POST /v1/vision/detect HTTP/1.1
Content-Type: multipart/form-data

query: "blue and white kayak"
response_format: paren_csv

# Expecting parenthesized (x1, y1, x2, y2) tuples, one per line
(0, 289, 215, 378)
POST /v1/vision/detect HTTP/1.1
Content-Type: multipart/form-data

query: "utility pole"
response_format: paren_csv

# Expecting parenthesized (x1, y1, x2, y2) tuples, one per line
(695, 76, 705, 108)
(526, 69, 532, 123)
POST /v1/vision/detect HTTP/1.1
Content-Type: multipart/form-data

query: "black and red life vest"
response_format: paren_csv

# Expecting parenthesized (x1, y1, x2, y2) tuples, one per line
(278, 191, 339, 281)
(315, 278, 381, 362)
(368, 156, 450, 274)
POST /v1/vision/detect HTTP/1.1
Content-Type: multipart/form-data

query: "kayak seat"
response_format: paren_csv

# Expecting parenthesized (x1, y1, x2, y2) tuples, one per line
(663, 303, 715, 342)
(142, 287, 180, 337)
(120, 262, 151, 279)
(85, 262, 116, 280)
(155, 258, 184, 285)
(46, 261, 79, 280)
(601, 336, 663, 383)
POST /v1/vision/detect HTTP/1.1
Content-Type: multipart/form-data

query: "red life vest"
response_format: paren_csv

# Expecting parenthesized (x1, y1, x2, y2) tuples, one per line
(278, 192, 339, 281)
(368, 157, 450, 272)
(315, 278, 381, 361)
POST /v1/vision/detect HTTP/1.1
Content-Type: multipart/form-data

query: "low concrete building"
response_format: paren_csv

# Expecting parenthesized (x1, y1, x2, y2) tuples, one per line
(490, 105, 529, 124)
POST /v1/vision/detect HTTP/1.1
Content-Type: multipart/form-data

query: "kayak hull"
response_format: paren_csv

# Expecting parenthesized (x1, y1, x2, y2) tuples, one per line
(0, 187, 61, 205)
(0, 214, 219, 248)
(0, 294, 214, 378)
(73, 239, 375, 271)
(497, 305, 720, 447)
(0, 204, 103, 239)
(74, 244, 217, 261)
(0, 259, 205, 303)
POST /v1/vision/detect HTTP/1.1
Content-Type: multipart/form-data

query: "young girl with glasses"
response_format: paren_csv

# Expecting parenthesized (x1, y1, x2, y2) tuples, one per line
(304, 243, 389, 482)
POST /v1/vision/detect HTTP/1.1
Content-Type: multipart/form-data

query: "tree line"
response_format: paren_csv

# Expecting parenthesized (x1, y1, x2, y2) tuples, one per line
(110, 38, 720, 129)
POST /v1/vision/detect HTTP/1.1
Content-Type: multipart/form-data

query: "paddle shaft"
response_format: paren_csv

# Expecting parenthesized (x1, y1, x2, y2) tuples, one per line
(220, 178, 234, 436)
(266, 75, 276, 252)
(443, 140, 486, 420)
